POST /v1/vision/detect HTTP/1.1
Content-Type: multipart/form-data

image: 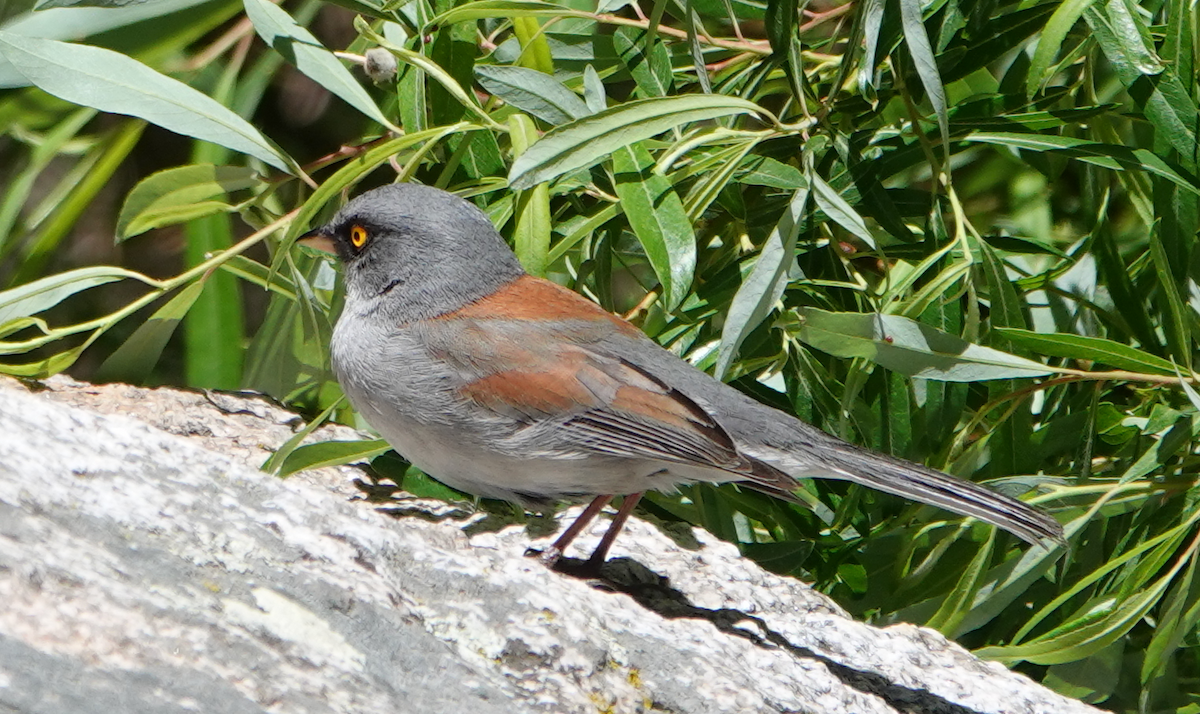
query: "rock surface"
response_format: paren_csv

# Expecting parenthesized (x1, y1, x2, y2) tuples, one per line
(0, 376, 1096, 714)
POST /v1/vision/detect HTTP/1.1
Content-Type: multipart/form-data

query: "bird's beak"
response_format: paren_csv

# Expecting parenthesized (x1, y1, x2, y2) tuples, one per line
(297, 229, 337, 255)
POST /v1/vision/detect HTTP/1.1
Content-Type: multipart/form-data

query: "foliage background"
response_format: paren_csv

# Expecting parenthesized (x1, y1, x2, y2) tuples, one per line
(2, 0, 1199, 709)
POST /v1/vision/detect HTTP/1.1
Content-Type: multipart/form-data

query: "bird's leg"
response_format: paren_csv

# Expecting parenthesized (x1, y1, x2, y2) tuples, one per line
(583, 492, 644, 568)
(533, 494, 613, 565)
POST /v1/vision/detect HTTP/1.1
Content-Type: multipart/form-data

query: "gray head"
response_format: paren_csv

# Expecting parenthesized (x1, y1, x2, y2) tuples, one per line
(300, 184, 526, 319)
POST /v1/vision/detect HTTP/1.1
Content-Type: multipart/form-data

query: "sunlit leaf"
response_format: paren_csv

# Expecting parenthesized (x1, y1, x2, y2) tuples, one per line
(790, 308, 1056, 381)
(243, 0, 396, 131)
(475, 65, 588, 125)
(612, 143, 696, 311)
(117, 164, 259, 240)
(0, 32, 295, 172)
(509, 95, 763, 189)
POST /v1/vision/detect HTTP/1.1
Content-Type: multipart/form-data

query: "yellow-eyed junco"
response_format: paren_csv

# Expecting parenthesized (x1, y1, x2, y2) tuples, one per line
(299, 184, 1063, 567)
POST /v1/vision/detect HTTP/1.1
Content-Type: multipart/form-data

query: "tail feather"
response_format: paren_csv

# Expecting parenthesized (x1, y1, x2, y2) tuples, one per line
(745, 441, 1063, 546)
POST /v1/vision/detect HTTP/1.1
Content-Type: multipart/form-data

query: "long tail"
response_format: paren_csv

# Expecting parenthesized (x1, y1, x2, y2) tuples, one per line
(745, 439, 1064, 546)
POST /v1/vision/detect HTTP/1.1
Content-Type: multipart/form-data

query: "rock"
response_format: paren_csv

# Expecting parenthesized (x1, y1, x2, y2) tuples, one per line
(0, 377, 1096, 714)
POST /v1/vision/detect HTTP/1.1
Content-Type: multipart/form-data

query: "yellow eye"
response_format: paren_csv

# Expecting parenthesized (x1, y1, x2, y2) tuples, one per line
(349, 224, 369, 249)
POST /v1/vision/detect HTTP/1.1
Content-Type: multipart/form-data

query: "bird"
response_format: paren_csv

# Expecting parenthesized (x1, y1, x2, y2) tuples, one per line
(298, 183, 1063, 568)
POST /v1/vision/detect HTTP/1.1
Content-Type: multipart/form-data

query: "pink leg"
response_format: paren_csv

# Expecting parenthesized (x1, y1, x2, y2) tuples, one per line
(584, 492, 644, 567)
(537, 495, 614, 564)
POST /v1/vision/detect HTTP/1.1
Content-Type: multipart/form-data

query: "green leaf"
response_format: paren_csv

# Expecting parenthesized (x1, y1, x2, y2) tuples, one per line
(810, 172, 877, 248)
(1026, 0, 1099, 96)
(475, 65, 588, 125)
(1092, 0, 1165, 75)
(277, 439, 391, 478)
(763, 0, 797, 57)
(117, 164, 259, 240)
(0, 266, 155, 325)
(508, 94, 763, 189)
(511, 15, 554, 75)
(429, 0, 578, 27)
(963, 132, 1200, 196)
(243, 0, 396, 131)
(94, 280, 204, 384)
(993, 329, 1179, 375)
(899, 0, 947, 145)
(856, 0, 885, 98)
(791, 307, 1056, 381)
(927, 530, 996, 634)
(737, 155, 805, 188)
(613, 26, 672, 98)
(716, 185, 808, 379)
(612, 143, 696, 311)
(0, 0, 218, 89)
(1084, 5, 1197, 166)
(582, 63, 605, 113)
(979, 558, 1183, 665)
(0, 32, 295, 173)
(955, 536, 1068, 636)
(509, 113, 552, 276)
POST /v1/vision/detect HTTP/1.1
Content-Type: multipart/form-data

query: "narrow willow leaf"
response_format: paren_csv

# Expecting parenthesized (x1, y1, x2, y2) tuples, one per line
(582, 64, 605, 113)
(0, 317, 48, 343)
(0, 338, 93, 377)
(856, 0, 885, 98)
(0, 0, 216, 89)
(546, 203, 619, 264)
(277, 439, 391, 478)
(243, 0, 396, 131)
(1142, 555, 1200, 686)
(509, 113, 551, 277)
(509, 95, 762, 189)
(810, 172, 877, 248)
(429, 0, 577, 27)
(899, 0, 948, 145)
(792, 307, 1055, 381)
(682, 4, 710, 94)
(764, 0, 797, 57)
(737, 155, 805, 188)
(1118, 414, 1196, 483)
(928, 530, 996, 635)
(613, 26, 672, 98)
(716, 185, 808, 379)
(994, 328, 1179, 375)
(979, 549, 1188, 665)
(976, 240, 1027, 335)
(219, 255, 298, 299)
(684, 143, 755, 220)
(95, 280, 204, 384)
(475, 65, 588, 125)
(0, 266, 155, 325)
(955, 535, 1068, 636)
(1096, 0, 1166, 75)
(1084, 5, 1197, 165)
(1026, 0, 1099, 96)
(1149, 220, 1192, 369)
(511, 15, 553, 75)
(963, 132, 1200, 195)
(0, 32, 294, 172)
(117, 164, 259, 240)
(612, 143, 696, 311)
